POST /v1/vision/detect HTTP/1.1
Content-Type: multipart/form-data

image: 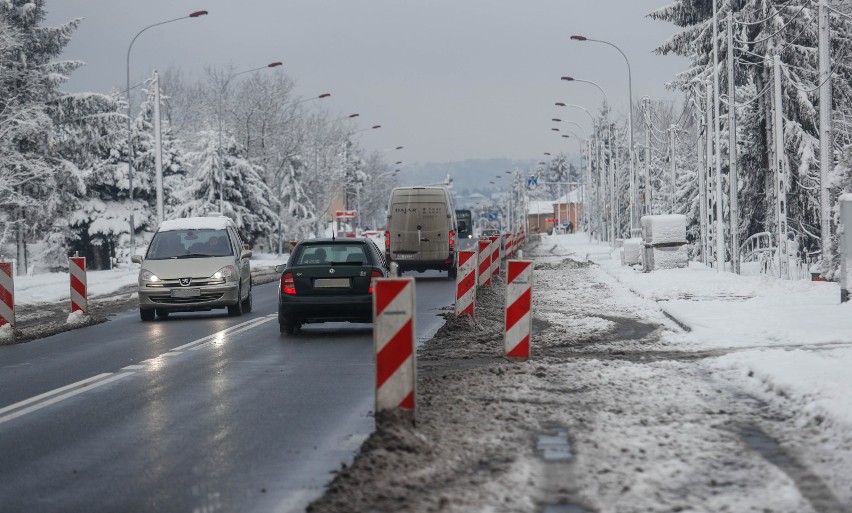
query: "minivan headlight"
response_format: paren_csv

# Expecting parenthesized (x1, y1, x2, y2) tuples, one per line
(140, 269, 160, 282)
(210, 265, 236, 280)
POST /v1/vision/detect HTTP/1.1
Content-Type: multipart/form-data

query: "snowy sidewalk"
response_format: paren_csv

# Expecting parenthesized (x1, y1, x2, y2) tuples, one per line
(549, 233, 852, 443)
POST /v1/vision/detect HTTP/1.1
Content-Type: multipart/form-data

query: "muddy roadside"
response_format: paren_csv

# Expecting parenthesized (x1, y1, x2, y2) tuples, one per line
(1, 266, 281, 345)
(307, 248, 848, 512)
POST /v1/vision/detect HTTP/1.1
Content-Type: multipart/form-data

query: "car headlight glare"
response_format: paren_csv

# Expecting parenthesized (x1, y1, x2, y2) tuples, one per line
(211, 266, 235, 280)
(140, 270, 160, 282)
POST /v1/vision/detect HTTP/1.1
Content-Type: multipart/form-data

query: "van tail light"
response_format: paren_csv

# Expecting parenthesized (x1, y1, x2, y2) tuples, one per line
(449, 230, 455, 247)
(368, 271, 384, 294)
(384, 231, 390, 251)
(281, 272, 296, 295)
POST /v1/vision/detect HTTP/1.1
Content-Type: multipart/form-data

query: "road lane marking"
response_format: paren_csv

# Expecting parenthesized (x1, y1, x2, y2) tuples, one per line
(0, 373, 113, 417)
(188, 317, 274, 350)
(172, 316, 271, 352)
(0, 373, 133, 425)
(0, 315, 276, 426)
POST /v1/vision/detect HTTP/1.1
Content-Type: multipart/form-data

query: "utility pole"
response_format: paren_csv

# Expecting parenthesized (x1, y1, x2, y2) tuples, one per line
(819, 0, 833, 267)
(599, 127, 606, 242)
(712, 0, 725, 272)
(643, 97, 652, 216)
(728, 11, 740, 274)
(614, 129, 621, 239)
(695, 98, 708, 265)
(669, 124, 677, 213)
(705, 80, 714, 264)
(774, 55, 790, 279)
(153, 70, 164, 226)
(609, 124, 616, 246)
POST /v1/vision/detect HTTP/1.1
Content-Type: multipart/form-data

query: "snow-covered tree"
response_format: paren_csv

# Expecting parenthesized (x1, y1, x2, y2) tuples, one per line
(176, 128, 276, 245)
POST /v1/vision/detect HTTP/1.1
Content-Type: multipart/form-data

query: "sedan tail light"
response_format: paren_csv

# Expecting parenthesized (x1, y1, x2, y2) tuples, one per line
(368, 270, 384, 294)
(281, 272, 296, 295)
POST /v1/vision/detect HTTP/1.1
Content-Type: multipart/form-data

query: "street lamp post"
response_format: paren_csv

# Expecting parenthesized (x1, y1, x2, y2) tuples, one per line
(570, 35, 636, 236)
(217, 62, 283, 214)
(126, 10, 207, 255)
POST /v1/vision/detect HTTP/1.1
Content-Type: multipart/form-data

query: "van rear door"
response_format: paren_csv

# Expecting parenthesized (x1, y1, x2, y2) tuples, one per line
(389, 201, 450, 261)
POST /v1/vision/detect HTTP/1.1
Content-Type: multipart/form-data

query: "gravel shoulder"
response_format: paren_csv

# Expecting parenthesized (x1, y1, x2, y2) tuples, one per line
(307, 244, 851, 512)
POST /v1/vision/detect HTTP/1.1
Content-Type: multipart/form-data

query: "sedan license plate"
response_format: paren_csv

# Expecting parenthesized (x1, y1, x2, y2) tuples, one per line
(314, 278, 350, 288)
(170, 288, 201, 298)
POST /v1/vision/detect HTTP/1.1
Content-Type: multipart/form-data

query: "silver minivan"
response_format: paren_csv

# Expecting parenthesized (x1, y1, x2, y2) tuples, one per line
(132, 215, 253, 320)
(385, 187, 458, 278)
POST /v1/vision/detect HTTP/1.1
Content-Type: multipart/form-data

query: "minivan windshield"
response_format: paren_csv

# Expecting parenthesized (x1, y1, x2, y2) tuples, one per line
(146, 229, 233, 260)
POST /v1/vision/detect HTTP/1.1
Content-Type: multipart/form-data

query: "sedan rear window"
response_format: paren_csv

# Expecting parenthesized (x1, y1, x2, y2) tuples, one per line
(295, 244, 368, 265)
(147, 229, 233, 259)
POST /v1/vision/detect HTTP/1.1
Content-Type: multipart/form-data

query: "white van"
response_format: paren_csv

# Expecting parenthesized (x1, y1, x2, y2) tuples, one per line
(384, 187, 459, 278)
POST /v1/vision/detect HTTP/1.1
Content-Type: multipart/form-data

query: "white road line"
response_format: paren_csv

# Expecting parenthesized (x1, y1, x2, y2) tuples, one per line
(0, 373, 113, 417)
(0, 372, 134, 425)
(188, 317, 275, 350)
(172, 316, 271, 351)
(0, 316, 276, 426)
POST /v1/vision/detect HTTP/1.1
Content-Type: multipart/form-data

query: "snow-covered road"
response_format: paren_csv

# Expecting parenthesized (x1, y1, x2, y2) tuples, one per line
(308, 234, 851, 512)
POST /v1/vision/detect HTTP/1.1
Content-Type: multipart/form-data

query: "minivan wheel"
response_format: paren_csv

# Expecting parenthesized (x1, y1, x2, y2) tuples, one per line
(155, 309, 170, 319)
(227, 286, 244, 316)
(448, 266, 457, 280)
(242, 285, 253, 313)
(140, 308, 155, 322)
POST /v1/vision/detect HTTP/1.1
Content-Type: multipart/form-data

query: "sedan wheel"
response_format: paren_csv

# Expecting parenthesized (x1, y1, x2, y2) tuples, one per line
(140, 309, 155, 322)
(242, 285, 253, 313)
(279, 320, 296, 335)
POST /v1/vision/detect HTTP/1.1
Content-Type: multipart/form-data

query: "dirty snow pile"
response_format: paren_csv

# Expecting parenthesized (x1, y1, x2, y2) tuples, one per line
(310, 235, 852, 512)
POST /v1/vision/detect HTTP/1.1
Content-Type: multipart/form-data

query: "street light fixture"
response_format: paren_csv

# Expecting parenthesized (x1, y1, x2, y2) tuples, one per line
(571, 34, 636, 234)
(216, 61, 283, 213)
(125, 9, 208, 254)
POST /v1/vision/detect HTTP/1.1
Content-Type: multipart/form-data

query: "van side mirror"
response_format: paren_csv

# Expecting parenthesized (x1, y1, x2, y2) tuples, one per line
(131, 255, 143, 264)
(240, 249, 253, 260)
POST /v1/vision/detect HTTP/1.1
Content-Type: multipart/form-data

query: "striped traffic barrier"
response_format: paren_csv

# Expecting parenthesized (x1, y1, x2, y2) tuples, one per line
(373, 277, 416, 418)
(477, 239, 491, 287)
(455, 250, 477, 317)
(70, 256, 87, 314)
(505, 260, 533, 359)
(489, 236, 500, 283)
(0, 261, 14, 330)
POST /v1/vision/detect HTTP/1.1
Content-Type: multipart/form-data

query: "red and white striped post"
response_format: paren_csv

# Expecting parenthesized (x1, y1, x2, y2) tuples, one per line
(489, 236, 500, 283)
(477, 239, 491, 287)
(373, 277, 416, 420)
(505, 260, 533, 359)
(69, 256, 88, 315)
(455, 250, 477, 317)
(0, 262, 14, 331)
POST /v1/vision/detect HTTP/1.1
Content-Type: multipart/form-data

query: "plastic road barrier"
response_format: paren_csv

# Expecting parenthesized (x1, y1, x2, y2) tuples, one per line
(477, 240, 491, 287)
(70, 256, 87, 314)
(373, 277, 416, 415)
(0, 262, 13, 329)
(489, 236, 500, 283)
(504, 260, 533, 359)
(455, 250, 477, 317)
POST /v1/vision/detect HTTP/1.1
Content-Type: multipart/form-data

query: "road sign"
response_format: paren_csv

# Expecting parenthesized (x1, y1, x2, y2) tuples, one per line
(335, 210, 356, 219)
(527, 177, 538, 189)
(488, 212, 498, 220)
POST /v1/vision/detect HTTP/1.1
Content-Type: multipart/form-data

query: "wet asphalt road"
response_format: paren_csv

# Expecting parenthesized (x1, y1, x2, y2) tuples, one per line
(0, 271, 453, 512)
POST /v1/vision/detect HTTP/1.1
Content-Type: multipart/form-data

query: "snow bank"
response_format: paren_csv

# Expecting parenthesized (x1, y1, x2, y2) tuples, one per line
(66, 310, 87, 325)
(0, 324, 12, 342)
(622, 238, 642, 266)
(642, 245, 689, 272)
(640, 214, 687, 245)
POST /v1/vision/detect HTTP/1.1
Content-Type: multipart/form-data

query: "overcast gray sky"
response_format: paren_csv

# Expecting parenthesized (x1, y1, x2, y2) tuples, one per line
(45, 0, 688, 164)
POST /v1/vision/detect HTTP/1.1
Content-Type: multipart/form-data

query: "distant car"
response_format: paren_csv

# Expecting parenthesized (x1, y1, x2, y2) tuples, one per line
(277, 238, 388, 335)
(480, 229, 501, 238)
(132, 214, 253, 321)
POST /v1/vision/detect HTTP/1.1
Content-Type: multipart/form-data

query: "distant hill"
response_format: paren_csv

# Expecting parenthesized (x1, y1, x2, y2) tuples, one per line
(397, 158, 536, 191)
